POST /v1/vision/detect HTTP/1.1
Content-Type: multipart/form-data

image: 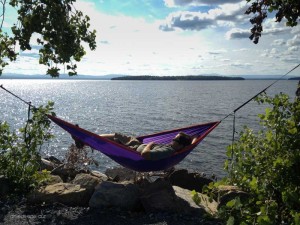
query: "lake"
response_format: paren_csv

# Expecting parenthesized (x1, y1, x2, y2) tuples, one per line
(0, 79, 298, 178)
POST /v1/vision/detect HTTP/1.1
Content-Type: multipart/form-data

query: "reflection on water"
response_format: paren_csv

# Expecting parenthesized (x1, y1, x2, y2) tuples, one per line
(0, 79, 298, 177)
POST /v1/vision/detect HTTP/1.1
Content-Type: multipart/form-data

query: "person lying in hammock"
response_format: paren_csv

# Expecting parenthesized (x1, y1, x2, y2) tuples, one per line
(73, 131, 193, 160)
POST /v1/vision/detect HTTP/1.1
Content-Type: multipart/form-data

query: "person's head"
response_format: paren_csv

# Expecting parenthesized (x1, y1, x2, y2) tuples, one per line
(171, 132, 192, 151)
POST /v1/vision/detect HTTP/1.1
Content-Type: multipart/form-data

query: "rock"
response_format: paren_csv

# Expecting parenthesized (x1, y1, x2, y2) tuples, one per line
(40, 156, 63, 171)
(51, 167, 82, 182)
(139, 179, 179, 213)
(45, 175, 63, 185)
(173, 186, 207, 215)
(0, 175, 10, 197)
(72, 173, 102, 196)
(105, 167, 138, 182)
(167, 169, 213, 192)
(28, 183, 91, 206)
(179, 187, 218, 216)
(90, 170, 108, 181)
(89, 181, 141, 211)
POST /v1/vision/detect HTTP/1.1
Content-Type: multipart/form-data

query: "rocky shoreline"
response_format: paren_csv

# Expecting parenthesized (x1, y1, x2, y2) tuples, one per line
(0, 157, 246, 225)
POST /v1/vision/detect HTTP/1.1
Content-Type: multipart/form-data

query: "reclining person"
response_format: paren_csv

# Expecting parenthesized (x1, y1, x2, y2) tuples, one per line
(73, 131, 193, 160)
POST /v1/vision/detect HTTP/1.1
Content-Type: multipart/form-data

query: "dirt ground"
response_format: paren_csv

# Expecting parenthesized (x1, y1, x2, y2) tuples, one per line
(0, 198, 223, 225)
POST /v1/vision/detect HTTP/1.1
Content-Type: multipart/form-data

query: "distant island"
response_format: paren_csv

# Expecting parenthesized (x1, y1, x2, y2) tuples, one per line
(111, 75, 245, 81)
(289, 77, 300, 80)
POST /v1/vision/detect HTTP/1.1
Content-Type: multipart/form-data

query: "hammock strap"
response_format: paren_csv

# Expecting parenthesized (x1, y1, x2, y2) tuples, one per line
(0, 85, 36, 150)
(0, 84, 33, 107)
(221, 63, 300, 121)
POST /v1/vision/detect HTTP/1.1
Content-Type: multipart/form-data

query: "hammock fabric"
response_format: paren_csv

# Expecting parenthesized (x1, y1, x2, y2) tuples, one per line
(48, 115, 220, 172)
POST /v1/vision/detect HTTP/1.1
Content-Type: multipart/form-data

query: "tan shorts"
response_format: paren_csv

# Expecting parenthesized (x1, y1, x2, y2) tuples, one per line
(114, 133, 142, 150)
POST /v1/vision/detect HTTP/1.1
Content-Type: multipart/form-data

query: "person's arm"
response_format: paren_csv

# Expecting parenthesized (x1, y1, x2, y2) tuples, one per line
(141, 142, 155, 160)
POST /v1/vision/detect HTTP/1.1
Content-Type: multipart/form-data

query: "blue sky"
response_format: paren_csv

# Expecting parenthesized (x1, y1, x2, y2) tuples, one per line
(3, 0, 300, 76)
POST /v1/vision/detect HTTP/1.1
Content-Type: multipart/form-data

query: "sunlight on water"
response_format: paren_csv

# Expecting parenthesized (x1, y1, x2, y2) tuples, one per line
(0, 79, 298, 177)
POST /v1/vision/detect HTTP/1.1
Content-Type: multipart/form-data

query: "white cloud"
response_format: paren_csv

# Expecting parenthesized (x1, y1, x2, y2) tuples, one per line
(164, 0, 243, 7)
(271, 39, 285, 46)
(2, 0, 298, 77)
(287, 34, 300, 47)
(160, 3, 248, 32)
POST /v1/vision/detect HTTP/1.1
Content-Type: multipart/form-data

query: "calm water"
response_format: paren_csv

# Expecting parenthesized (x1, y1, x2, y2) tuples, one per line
(0, 79, 298, 177)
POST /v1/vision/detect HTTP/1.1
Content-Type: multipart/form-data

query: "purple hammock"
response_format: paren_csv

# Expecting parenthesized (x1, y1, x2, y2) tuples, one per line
(48, 115, 220, 172)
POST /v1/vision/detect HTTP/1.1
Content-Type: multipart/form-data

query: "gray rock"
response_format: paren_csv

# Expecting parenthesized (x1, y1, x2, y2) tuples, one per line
(28, 183, 91, 206)
(45, 175, 63, 185)
(174, 186, 218, 216)
(89, 181, 141, 211)
(173, 186, 207, 215)
(167, 169, 213, 192)
(72, 173, 102, 196)
(90, 170, 108, 181)
(139, 179, 179, 213)
(40, 157, 63, 171)
(105, 167, 138, 182)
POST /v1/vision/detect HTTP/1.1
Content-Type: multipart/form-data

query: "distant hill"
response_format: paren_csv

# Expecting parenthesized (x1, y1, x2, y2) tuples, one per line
(241, 75, 296, 80)
(112, 75, 244, 81)
(289, 77, 300, 80)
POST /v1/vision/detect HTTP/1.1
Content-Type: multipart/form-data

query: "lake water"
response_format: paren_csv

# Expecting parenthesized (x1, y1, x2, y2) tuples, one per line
(0, 79, 298, 178)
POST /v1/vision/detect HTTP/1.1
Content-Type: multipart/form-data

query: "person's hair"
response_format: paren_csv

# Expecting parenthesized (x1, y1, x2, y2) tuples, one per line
(173, 132, 192, 146)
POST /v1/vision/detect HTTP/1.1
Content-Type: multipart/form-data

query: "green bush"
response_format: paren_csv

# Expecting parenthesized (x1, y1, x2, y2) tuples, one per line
(201, 93, 300, 225)
(0, 102, 55, 193)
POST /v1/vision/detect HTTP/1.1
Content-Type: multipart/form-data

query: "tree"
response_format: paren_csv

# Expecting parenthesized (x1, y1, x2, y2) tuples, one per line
(245, 0, 300, 44)
(0, 0, 96, 77)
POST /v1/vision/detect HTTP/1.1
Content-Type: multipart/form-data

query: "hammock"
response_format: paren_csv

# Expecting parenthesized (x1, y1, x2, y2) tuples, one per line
(48, 115, 220, 172)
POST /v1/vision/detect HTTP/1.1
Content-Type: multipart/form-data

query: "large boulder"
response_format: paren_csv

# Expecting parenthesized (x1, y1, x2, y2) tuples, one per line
(167, 169, 213, 192)
(72, 173, 102, 197)
(139, 179, 179, 213)
(89, 181, 141, 211)
(173, 186, 207, 215)
(28, 183, 91, 206)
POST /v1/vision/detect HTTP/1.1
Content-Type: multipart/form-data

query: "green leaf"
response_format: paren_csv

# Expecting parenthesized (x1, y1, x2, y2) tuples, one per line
(226, 199, 236, 208)
(227, 216, 235, 225)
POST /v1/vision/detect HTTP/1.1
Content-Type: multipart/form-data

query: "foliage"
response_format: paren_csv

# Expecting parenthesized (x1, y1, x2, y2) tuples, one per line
(64, 144, 98, 171)
(245, 0, 300, 44)
(199, 93, 300, 224)
(0, 102, 55, 193)
(0, 0, 96, 77)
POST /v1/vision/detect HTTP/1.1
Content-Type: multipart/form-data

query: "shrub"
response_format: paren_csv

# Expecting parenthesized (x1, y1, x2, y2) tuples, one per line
(199, 93, 300, 224)
(0, 102, 55, 193)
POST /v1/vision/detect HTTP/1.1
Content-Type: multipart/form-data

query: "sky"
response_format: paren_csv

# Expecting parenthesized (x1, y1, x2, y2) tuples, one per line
(2, 0, 300, 76)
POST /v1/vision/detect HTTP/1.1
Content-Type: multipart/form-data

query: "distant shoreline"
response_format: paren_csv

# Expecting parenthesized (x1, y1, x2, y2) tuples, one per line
(0, 74, 299, 80)
(111, 75, 244, 81)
